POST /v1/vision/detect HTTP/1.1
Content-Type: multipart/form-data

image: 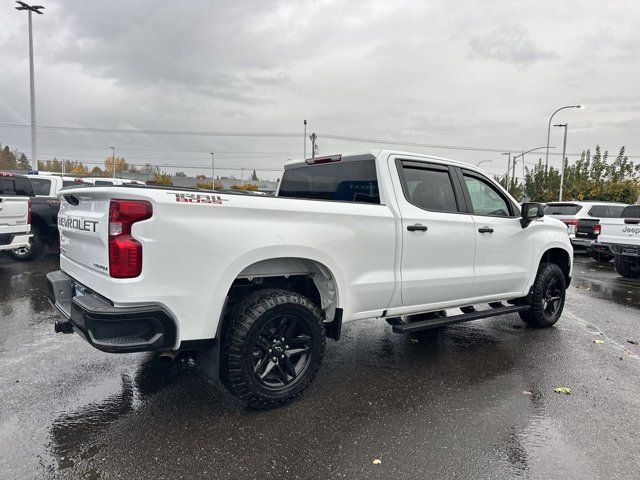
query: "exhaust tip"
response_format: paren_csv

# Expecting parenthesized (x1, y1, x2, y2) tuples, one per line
(158, 351, 177, 364)
(54, 321, 74, 334)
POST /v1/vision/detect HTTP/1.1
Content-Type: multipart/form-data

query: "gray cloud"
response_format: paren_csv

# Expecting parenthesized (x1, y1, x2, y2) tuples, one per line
(468, 25, 559, 65)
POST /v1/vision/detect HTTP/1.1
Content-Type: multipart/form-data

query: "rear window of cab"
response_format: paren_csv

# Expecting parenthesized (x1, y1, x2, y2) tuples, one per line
(279, 160, 380, 204)
(544, 203, 582, 215)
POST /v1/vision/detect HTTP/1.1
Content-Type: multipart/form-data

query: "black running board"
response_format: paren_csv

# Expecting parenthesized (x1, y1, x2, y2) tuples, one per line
(392, 305, 530, 333)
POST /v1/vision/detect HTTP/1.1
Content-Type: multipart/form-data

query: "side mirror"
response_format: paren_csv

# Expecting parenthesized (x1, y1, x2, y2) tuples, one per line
(520, 202, 544, 228)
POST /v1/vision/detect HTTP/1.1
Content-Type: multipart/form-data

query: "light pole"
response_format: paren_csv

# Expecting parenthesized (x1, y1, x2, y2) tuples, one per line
(210, 152, 215, 189)
(512, 146, 554, 200)
(303, 120, 307, 159)
(501, 152, 511, 187)
(554, 124, 568, 201)
(476, 160, 492, 167)
(545, 104, 582, 170)
(15, 1, 44, 172)
(110, 146, 115, 178)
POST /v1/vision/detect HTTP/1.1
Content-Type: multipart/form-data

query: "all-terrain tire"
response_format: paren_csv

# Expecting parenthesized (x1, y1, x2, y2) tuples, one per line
(8, 226, 45, 261)
(221, 289, 326, 409)
(519, 263, 566, 328)
(614, 256, 640, 279)
(592, 252, 613, 263)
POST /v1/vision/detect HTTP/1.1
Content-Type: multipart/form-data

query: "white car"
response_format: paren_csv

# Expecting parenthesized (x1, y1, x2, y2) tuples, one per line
(83, 178, 146, 186)
(544, 201, 627, 244)
(0, 173, 32, 252)
(47, 150, 573, 407)
(599, 204, 640, 278)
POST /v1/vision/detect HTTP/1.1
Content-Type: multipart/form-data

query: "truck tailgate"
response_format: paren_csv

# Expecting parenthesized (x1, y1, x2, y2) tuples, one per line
(0, 196, 29, 230)
(58, 191, 111, 274)
(599, 219, 640, 247)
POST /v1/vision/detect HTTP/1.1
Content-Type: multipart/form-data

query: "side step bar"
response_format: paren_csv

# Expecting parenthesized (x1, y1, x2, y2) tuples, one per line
(392, 305, 530, 333)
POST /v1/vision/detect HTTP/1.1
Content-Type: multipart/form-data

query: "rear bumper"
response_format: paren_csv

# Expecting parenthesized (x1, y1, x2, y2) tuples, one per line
(46, 270, 176, 353)
(0, 233, 31, 251)
(570, 237, 594, 250)
(602, 243, 640, 258)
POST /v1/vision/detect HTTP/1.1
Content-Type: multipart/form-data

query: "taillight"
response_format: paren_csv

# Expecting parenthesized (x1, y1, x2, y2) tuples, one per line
(27, 200, 32, 225)
(563, 219, 578, 233)
(108, 199, 152, 278)
(593, 224, 601, 236)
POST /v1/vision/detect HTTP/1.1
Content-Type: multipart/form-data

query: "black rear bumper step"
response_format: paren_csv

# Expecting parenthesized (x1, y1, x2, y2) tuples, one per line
(392, 305, 530, 333)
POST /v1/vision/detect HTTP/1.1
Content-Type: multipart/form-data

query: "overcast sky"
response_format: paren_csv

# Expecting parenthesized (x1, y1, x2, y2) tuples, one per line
(1, 0, 639, 180)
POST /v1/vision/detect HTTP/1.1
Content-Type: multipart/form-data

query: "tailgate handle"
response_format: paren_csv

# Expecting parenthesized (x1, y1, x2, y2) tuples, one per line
(407, 224, 428, 232)
(624, 219, 640, 224)
(64, 195, 80, 206)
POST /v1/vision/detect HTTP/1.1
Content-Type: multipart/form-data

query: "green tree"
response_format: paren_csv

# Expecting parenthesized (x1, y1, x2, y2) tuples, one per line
(251, 169, 258, 181)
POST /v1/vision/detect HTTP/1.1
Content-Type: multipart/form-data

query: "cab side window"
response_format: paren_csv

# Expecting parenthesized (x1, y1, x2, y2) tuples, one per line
(398, 162, 458, 213)
(462, 174, 511, 217)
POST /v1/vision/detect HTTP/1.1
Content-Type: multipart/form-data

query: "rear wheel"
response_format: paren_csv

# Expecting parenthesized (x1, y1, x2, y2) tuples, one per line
(614, 257, 640, 279)
(519, 263, 566, 328)
(222, 289, 326, 409)
(8, 226, 45, 261)
(592, 252, 613, 263)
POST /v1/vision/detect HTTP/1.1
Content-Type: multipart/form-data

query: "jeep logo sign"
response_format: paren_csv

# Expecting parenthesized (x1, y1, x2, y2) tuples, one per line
(623, 225, 640, 235)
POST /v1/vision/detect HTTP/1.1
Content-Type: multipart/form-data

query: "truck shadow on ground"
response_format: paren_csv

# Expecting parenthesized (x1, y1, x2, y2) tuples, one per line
(46, 316, 568, 479)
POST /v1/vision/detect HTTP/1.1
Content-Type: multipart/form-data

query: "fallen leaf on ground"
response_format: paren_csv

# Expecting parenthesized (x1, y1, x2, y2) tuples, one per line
(372, 459, 382, 465)
(627, 340, 638, 345)
(410, 338, 419, 344)
(522, 390, 532, 396)
(554, 387, 572, 395)
(593, 339, 605, 345)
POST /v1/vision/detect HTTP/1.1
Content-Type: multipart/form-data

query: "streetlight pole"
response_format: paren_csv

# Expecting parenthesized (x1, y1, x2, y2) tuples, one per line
(512, 146, 554, 200)
(15, 1, 44, 172)
(545, 104, 582, 170)
(303, 120, 307, 159)
(501, 152, 511, 188)
(554, 124, 568, 201)
(210, 152, 215, 189)
(110, 146, 115, 178)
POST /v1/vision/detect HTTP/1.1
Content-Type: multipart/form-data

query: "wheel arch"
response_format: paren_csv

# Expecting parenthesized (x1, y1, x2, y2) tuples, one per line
(537, 246, 572, 286)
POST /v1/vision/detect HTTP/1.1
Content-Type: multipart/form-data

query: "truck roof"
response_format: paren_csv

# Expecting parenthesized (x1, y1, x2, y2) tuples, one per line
(284, 149, 489, 173)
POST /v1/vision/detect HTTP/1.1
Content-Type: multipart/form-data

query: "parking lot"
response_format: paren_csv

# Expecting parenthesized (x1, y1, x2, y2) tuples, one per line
(0, 251, 639, 480)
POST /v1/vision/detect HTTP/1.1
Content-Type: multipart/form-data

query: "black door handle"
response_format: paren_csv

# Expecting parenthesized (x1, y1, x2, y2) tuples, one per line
(478, 227, 494, 233)
(407, 224, 428, 232)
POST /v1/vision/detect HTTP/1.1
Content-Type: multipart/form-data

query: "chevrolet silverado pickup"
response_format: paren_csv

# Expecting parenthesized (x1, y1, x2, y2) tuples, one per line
(599, 204, 640, 278)
(47, 150, 573, 408)
(0, 173, 31, 253)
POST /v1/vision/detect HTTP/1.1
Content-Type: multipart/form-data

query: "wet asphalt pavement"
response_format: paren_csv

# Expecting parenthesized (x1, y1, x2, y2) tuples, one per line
(1, 252, 639, 480)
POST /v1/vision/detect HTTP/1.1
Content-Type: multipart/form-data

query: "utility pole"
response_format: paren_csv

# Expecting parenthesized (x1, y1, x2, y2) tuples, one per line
(303, 120, 307, 159)
(210, 152, 215, 189)
(241, 167, 244, 186)
(309, 133, 318, 158)
(110, 146, 115, 178)
(15, 1, 44, 172)
(501, 152, 511, 188)
(554, 123, 568, 201)
(511, 155, 517, 190)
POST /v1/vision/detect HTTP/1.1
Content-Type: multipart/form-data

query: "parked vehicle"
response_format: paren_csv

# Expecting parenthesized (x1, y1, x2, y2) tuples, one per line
(574, 203, 628, 261)
(0, 172, 60, 260)
(47, 151, 573, 407)
(545, 201, 627, 249)
(0, 173, 31, 253)
(599, 205, 640, 278)
(26, 174, 66, 197)
(83, 178, 146, 186)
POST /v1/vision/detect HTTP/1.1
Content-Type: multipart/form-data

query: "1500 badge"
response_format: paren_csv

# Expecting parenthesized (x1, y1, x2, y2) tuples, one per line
(58, 216, 98, 232)
(168, 193, 228, 204)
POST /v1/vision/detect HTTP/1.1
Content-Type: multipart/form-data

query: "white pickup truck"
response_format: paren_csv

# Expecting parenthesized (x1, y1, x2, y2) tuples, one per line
(599, 204, 640, 278)
(47, 150, 573, 408)
(0, 173, 32, 253)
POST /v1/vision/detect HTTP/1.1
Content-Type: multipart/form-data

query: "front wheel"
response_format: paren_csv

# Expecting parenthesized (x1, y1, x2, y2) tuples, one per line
(519, 263, 566, 328)
(8, 227, 45, 261)
(222, 289, 326, 409)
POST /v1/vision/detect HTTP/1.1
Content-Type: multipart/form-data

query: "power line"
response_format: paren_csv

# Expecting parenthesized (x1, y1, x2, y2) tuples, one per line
(3, 122, 637, 158)
(0, 123, 302, 138)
